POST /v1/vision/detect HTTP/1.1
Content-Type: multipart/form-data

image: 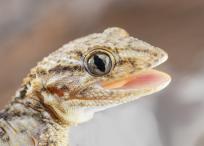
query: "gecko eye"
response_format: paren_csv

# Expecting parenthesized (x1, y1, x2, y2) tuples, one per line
(84, 50, 114, 76)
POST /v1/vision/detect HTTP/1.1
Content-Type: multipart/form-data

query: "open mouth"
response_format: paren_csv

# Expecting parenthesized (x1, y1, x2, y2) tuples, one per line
(70, 69, 171, 108)
(101, 69, 171, 91)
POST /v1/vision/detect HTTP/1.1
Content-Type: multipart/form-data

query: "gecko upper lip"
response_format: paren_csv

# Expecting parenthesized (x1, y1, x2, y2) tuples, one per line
(101, 69, 171, 90)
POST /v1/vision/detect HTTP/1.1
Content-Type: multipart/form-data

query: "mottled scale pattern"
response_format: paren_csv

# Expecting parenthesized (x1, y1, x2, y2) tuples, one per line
(37, 28, 166, 73)
(0, 27, 169, 146)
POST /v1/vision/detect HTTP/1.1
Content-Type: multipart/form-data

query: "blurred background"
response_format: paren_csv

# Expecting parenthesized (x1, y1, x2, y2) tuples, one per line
(0, 0, 204, 146)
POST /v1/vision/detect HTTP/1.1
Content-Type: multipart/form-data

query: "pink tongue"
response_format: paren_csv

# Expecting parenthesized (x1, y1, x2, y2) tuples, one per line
(120, 70, 170, 89)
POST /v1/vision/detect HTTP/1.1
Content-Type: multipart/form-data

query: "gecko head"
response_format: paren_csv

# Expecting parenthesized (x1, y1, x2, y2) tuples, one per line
(31, 27, 171, 125)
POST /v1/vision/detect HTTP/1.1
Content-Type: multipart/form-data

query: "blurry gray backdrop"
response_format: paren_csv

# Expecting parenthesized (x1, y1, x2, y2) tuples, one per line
(0, 0, 204, 146)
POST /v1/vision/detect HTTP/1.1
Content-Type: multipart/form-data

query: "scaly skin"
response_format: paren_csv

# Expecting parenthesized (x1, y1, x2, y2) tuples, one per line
(0, 27, 171, 146)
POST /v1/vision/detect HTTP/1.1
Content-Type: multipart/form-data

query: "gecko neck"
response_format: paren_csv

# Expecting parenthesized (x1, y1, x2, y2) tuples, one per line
(0, 91, 70, 146)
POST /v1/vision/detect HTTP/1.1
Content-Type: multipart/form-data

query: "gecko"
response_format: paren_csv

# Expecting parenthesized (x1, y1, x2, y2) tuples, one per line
(0, 27, 171, 146)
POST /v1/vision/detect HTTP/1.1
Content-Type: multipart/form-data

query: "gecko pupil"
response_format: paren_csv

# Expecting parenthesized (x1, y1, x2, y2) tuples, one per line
(94, 55, 105, 72)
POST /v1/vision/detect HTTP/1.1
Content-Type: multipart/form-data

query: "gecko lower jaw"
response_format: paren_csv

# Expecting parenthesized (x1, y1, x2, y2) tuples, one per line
(71, 69, 171, 108)
(101, 69, 171, 91)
